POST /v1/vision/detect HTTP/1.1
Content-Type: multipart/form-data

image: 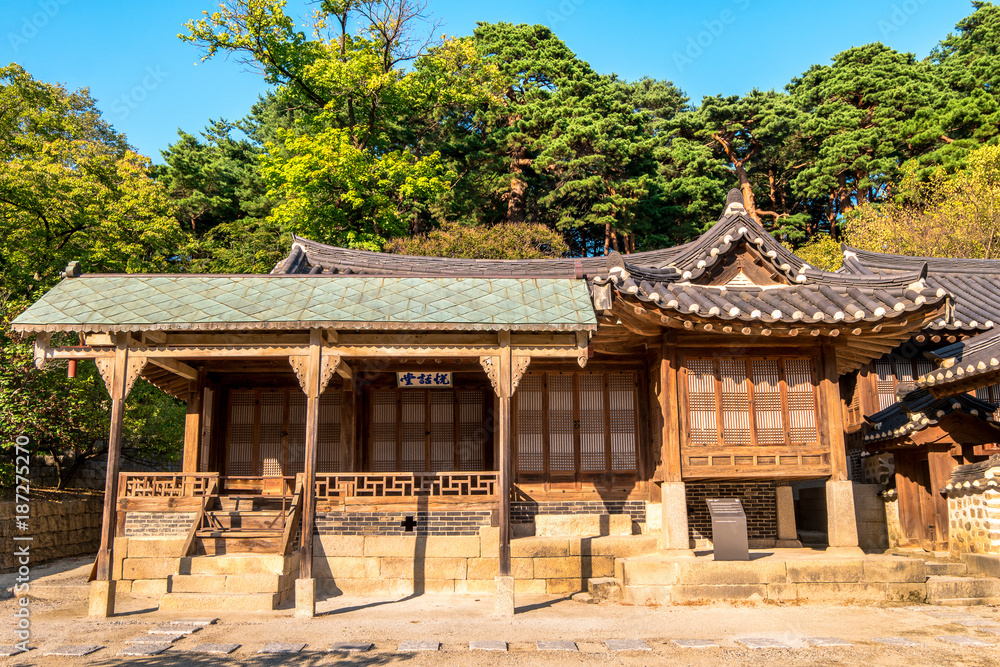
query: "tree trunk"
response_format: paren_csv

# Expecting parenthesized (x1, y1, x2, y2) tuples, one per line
(604, 222, 611, 256)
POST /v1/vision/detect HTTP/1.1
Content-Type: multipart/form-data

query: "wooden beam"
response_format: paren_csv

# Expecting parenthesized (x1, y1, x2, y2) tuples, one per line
(335, 360, 354, 381)
(149, 356, 199, 381)
(497, 331, 513, 579)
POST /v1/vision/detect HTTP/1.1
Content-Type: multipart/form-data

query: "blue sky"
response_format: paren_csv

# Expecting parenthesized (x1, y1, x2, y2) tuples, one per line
(1, 0, 974, 162)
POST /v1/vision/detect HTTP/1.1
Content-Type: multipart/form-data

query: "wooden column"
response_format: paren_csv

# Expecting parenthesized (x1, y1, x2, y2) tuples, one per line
(497, 331, 513, 578)
(660, 331, 683, 483)
(182, 374, 203, 473)
(95, 333, 130, 583)
(299, 330, 322, 580)
(819, 343, 849, 481)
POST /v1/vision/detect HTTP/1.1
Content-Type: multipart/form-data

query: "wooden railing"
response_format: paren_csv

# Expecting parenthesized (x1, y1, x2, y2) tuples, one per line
(119, 472, 219, 498)
(315, 472, 499, 500)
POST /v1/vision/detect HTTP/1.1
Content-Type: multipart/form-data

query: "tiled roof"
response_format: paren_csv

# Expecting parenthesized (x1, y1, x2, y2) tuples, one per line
(841, 246, 1000, 332)
(10, 275, 597, 333)
(272, 235, 692, 278)
(916, 326, 1000, 392)
(862, 387, 999, 444)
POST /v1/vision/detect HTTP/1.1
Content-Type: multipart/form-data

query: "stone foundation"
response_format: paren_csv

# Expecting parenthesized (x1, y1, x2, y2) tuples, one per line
(315, 509, 492, 536)
(882, 491, 903, 548)
(0, 493, 103, 570)
(853, 484, 889, 551)
(946, 455, 1000, 556)
(314, 529, 658, 597)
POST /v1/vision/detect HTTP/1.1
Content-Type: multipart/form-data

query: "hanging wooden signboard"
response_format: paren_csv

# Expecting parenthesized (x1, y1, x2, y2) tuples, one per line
(396, 371, 453, 388)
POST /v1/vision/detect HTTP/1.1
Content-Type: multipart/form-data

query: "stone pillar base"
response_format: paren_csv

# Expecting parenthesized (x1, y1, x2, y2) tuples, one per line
(494, 576, 514, 617)
(661, 481, 692, 551)
(775, 485, 801, 548)
(88, 580, 116, 618)
(826, 480, 860, 549)
(295, 578, 316, 618)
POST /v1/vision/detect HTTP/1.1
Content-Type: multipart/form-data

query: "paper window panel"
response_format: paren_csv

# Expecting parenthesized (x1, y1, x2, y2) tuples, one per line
(429, 391, 455, 471)
(457, 390, 486, 471)
(874, 359, 897, 411)
(687, 359, 719, 444)
(286, 393, 307, 474)
(371, 389, 397, 472)
(226, 390, 255, 476)
(751, 359, 784, 444)
(720, 359, 751, 445)
(608, 371, 638, 471)
(784, 358, 818, 443)
(548, 375, 576, 472)
(400, 392, 427, 472)
(316, 391, 342, 473)
(578, 374, 606, 471)
(515, 375, 545, 472)
(259, 392, 285, 477)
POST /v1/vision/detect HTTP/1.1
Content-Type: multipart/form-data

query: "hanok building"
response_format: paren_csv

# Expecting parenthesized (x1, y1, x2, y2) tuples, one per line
(839, 249, 1000, 551)
(12, 190, 950, 616)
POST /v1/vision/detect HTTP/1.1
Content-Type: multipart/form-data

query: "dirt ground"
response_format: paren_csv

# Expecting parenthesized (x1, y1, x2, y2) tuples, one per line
(2, 556, 999, 666)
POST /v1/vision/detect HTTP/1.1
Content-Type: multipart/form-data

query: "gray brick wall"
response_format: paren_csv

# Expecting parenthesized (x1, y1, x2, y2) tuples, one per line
(686, 482, 777, 541)
(511, 500, 646, 524)
(315, 510, 492, 536)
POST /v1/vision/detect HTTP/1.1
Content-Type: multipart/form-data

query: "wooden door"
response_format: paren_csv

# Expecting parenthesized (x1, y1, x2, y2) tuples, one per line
(894, 450, 951, 549)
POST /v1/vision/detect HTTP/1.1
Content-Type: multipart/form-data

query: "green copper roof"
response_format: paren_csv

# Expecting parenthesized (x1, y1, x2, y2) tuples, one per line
(11, 275, 597, 333)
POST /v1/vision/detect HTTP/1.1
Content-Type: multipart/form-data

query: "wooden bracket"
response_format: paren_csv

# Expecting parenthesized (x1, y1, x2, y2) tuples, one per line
(95, 355, 146, 400)
(511, 355, 531, 393)
(290, 353, 341, 395)
(480, 355, 500, 396)
(33, 333, 51, 370)
(576, 331, 589, 368)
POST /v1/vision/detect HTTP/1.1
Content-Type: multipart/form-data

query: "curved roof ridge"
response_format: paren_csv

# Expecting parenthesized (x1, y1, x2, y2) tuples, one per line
(842, 245, 1000, 275)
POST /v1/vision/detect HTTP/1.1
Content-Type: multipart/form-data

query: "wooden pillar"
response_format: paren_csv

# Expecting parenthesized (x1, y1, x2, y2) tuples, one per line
(659, 331, 683, 483)
(90, 333, 144, 617)
(819, 343, 849, 481)
(497, 331, 513, 578)
(299, 329, 322, 580)
(95, 334, 129, 583)
(182, 375, 203, 473)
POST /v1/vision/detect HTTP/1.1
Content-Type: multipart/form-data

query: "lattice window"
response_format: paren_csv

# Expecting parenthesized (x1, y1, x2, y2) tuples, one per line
(226, 390, 255, 476)
(874, 355, 936, 410)
(316, 391, 342, 473)
(975, 382, 1000, 419)
(687, 359, 718, 444)
(513, 371, 640, 481)
(684, 357, 819, 446)
(368, 387, 488, 472)
(515, 375, 545, 472)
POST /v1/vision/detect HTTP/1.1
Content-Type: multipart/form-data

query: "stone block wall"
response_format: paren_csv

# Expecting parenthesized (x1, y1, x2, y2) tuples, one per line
(314, 530, 659, 597)
(315, 510, 492, 536)
(882, 492, 903, 548)
(0, 494, 103, 570)
(685, 482, 777, 545)
(123, 512, 197, 537)
(27, 453, 177, 491)
(853, 483, 889, 551)
(948, 487, 1000, 556)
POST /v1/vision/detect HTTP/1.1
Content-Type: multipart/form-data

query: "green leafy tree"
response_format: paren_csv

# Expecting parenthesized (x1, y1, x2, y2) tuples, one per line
(182, 0, 494, 249)
(385, 220, 568, 259)
(0, 65, 186, 487)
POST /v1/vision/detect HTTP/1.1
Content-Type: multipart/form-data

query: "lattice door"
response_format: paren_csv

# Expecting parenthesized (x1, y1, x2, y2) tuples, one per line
(367, 386, 488, 472)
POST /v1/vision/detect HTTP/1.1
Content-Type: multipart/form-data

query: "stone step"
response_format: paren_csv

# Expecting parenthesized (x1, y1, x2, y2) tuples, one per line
(158, 591, 288, 612)
(926, 576, 1000, 604)
(926, 562, 968, 576)
(180, 554, 298, 576)
(534, 514, 633, 537)
(570, 591, 596, 604)
(166, 573, 292, 594)
(586, 577, 622, 603)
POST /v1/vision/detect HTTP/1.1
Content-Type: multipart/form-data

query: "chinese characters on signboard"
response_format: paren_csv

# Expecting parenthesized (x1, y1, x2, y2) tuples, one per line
(396, 371, 453, 388)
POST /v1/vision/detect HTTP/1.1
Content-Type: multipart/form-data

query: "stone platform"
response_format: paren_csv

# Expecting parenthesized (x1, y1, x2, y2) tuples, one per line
(617, 548, 929, 605)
